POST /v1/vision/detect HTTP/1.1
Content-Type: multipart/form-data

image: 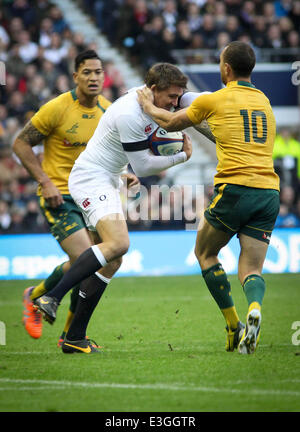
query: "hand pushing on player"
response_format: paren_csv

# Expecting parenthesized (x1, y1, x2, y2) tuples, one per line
(121, 173, 140, 188)
(137, 87, 192, 161)
(137, 87, 154, 114)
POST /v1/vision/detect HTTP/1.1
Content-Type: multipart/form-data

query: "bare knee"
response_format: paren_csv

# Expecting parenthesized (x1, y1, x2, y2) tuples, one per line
(113, 240, 129, 257)
(95, 217, 129, 261)
(194, 245, 217, 271)
(194, 245, 204, 267)
(104, 238, 130, 260)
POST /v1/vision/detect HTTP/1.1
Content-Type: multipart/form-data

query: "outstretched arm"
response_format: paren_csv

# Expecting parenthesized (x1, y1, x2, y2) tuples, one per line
(138, 88, 216, 143)
(137, 87, 194, 132)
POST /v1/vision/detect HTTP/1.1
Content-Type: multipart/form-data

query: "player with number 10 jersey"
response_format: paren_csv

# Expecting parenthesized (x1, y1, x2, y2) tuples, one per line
(186, 80, 279, 191)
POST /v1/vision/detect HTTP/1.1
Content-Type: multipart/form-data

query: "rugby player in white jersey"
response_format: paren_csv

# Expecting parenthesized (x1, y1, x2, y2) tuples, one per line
(34, 63, 195, 354)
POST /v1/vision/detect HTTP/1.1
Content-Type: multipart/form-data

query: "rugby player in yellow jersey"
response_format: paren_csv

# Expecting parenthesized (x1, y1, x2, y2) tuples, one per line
(13, 50, 139, 350)
(137, 41, 280, 354)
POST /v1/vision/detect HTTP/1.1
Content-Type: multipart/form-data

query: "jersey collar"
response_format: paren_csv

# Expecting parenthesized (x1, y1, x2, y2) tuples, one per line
(71, 88, 77, 100)
(226, 80, 256, 89)
(70, 88, 106, 112)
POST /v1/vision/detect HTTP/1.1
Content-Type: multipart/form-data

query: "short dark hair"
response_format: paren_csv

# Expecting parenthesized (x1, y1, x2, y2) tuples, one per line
(74, 50, 102, 71)
(145, 63, 188, 90)
(223, 41, 256, 77)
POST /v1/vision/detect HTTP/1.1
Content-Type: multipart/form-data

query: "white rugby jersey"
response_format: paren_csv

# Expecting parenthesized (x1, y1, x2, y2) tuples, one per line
(73, 88, 209, 177)
(74, 86, 159, 174)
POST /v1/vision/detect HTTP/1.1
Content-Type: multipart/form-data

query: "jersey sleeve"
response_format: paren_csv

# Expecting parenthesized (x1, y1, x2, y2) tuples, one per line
(125, 148, 186, 177)
(179, 91, 211, 108)
(116, 114, 150, 152)
(31, 96, 64, 136)
(186, 93, 216, 125)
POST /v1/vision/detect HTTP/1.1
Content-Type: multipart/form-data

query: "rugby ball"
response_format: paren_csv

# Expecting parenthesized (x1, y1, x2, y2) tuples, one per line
(148, 127, 184, 156)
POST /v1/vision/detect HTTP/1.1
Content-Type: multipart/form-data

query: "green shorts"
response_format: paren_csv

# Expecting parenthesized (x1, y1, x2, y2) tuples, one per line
(204, 183, 280, 244)
(39, 194, 86, 243)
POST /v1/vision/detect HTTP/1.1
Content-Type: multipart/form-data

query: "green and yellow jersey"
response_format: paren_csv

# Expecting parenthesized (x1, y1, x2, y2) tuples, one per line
(186, 81, 279, 191)
(31, 89, 111, 195)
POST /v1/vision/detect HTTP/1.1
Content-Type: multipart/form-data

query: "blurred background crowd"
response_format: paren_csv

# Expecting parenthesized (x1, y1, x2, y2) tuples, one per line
(80, 0, 300, 67)
(0, 0, 299, 235)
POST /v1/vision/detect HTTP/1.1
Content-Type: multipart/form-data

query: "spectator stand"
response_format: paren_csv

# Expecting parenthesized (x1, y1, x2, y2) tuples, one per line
(0, 0, 129, 234)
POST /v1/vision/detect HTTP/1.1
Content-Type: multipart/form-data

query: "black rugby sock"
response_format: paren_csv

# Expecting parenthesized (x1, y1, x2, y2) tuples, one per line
(47, 246, 106, 303)
(66, 273, 109, 341)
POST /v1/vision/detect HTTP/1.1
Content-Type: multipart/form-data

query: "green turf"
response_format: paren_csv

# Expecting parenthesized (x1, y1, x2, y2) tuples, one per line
(0, 274, 299, 412)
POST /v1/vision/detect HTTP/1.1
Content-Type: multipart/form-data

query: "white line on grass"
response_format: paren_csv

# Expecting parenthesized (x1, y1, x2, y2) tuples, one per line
(0, 378, 299, 397)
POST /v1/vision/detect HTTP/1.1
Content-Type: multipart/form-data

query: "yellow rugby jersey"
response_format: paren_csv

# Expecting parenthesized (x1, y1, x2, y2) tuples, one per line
(186, 81, 279, 190)
(31, 89, 111, 194)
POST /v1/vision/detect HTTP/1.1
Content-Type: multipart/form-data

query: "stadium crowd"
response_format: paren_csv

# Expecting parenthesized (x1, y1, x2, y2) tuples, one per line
(80, 0, 300, 67)
(0, 0, 300, 235)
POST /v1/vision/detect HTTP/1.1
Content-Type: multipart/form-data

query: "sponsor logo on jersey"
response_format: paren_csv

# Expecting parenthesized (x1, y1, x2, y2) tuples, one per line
(63, 138, 87, 147)
(145, 124, 153, 134)
(82, 198, 91, 208)
(82, 114, 96, 119)
(66, 122, 79, 134)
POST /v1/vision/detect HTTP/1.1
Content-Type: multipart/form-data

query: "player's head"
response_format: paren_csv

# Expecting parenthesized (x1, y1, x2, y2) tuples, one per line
(73, 50, 104, 97)
(220, 41, 256, 84)
(145, 63, 187, 111)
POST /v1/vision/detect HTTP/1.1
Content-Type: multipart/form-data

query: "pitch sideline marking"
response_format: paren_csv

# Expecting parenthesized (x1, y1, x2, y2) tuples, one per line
(0, 378, 299, 397)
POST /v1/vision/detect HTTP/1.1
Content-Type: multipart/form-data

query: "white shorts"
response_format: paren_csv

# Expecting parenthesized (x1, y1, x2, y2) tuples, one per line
(69, 163, 124, 230)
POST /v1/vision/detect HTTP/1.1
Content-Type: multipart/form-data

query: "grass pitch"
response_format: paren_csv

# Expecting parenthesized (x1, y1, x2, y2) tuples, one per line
(0, 274, 299, 412)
